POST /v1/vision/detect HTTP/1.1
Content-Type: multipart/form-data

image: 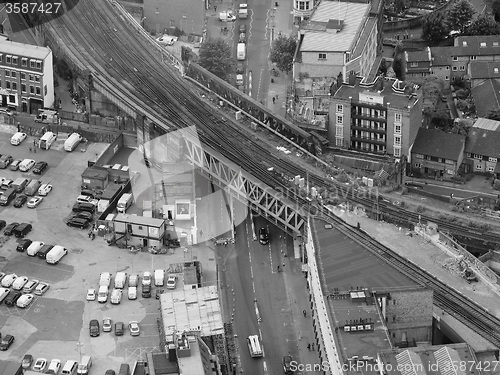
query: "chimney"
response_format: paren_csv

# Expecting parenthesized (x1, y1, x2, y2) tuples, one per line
(348, 71, 356, 86)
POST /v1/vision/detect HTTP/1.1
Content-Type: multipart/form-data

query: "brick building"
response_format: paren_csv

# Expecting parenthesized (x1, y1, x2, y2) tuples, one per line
(464, 120, 500, 176)
(0, 39, 54, 113)
(404, 47, 431, 80)
(330, 75, 423, 158)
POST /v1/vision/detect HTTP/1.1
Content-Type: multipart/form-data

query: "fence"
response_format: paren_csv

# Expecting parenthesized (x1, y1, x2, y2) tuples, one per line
(59, 110, 88, 123)
(19, 124, 119, 143)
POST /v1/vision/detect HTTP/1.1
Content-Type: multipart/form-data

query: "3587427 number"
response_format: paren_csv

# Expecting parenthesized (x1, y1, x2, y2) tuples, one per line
(6, 2, 62, 14)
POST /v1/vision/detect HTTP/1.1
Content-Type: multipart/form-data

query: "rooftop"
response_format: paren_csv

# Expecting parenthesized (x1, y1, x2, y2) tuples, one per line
(469, 61, 500, 79)
(406, 48, 431, 63)
(0, 39, 51, 60)
(114, 213, 165, 227)
(473, 117, 500, 131)
(313, 219, 420, 293)
(465, 126, 500, 158)
(178, 339, 205, 375)
(455, 35, 500, 54)
(334, 76, 421, 109)
(471, 78, 500, 118)
(300, 1, 369, 52)
(430, 47, 454, 66)
(411, 128, 465, 161)
(81, 166, 109, 180)
(159, 285, 224, 340)
(378, 343, 477, 375)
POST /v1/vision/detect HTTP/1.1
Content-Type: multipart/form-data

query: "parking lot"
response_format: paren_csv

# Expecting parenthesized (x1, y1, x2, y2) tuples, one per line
(0, 128, 218, 374)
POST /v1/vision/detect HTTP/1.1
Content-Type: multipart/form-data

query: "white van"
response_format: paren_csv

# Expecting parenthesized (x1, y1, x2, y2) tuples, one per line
(64, 132, 82, 152)
(110, 289, 122, 304)
(117, 193, 133, 213)
(76, 355, 92, 375)
(154, 269, 165, 286)
(27, 241, 44, 256)
(39, 131, 57, 150)
(62, 359, 78, 375)
(237, 42, 246, 60)
(114, 272, 127, 289)
(10, 132, 26, 145)
(98, 285, 109, 303)
(99, 272, 111, 287)
(0, 287, 9, 303)
(128, 286, 137, 300)
(46, 245, 68, 264)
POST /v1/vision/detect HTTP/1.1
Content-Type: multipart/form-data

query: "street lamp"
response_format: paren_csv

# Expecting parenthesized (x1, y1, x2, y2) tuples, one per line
(76, 342, 83, 364)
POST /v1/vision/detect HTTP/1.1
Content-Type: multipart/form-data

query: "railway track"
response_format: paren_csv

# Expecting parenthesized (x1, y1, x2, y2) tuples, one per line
(41, 0, 500, 348)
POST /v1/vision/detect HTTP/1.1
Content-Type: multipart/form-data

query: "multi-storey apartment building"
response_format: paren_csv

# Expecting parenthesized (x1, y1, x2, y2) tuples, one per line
(464, 119, 500, 176)
(330, 75, 422, 158)
(0, 39, 53, 113)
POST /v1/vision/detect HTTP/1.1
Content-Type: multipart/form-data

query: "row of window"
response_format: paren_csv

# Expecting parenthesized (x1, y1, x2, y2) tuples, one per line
(0, 54, 42, 69)
(295, 1, 311, 10)
(415, 162, 495, 173)
(353, 119, 387, 131)
(1, 81, 43, 95)
(5, 70, 40, 82)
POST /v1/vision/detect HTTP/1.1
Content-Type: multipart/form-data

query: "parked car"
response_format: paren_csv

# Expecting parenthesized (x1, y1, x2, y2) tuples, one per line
(27, 196, 43, 208)
(32, 358, 47, 372)
(0, 155, 13, 169)
(89, 319, 100, 337)
(142, 271, 152, 286)
(128, 274, 139, 287)
(86, 288, 96, 301)
(67, 217, 91, 229)
(27, 241, 44, 256)
(0, 335, 14, 350)
(16, 293, 34, 308)
(114, 322, 124, 336)
(46, 358, 61, 375)
(103, 317, 112, 332)
(1, 178, 13, 190)
(22, 354, 33, 369)
(128, 286, 137, 300)
(19, 159, 35, 172)
(32, 161, 48, 174)
(38, 183, 52, 196)
(0, 220, 5, 230)
(13, 194, 27, 208)
(166, 275, 177, 289)
(0, 287, 10, 303)
(4, 291, 21, 306)
(105, 370, 116, 375)
(34, 282, 49, 296)
(129, 321, 140, 336)
(0, 273, 4, 282)
(1, 273, 17, 287)
(16, 239, 32, 252)
(72, 202, 96, 213)
(23, 279, 39, 293)
(9, 159, 21, 171)
(73, 211, 93, 220)
(283, 355, 294, 374)
(14, 223, 32, 238)
(239, 24, 246, 32)
(12, 276, 29, 290)
(4, 222, 18, 236)
(10, 132, 27, 145)
(141, 284, 151, 298)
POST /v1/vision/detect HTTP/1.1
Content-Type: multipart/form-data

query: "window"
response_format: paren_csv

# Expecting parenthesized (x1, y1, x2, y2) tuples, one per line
(20, 72, 25, 80)
(395, 113, 402, 123)
(336, 115, 343, 124)
(489, 157, 497, 162)
(495, 68, 499, 74)
(410, 62, 418, 67)
(494, 42, 499, 47)
(453, 56, 458, 61)
(21, 58, 27, 67)
(4, 70, 10, 77)
(394, 124, 401, 134)
(21, 84, 26, 93)
(394, 135, 401, 146)
(5, 82, 10, 89)
(445, 76, 449, 81)
(476, 164, 483, 170)
(415, 163, 422, 168)
(318, 53, 326, 60)
(394, 147, 401, 157)
(6, 55, 11, 64)
(138, 226, 143, 230)
(0, 54, 3, 62)
(466, 153, 471, 157)
(462, 41, 467, 47)
(335, 138, 343, 146)
(12, 83, 16, 91)
(34, 75, 40, 83)
(29, 75, 34, 81)
(35, 87, 41, 95)
(297, 1, 309, 10)
(35, 61, 41, 69)
(489, 166, 495, 172)
(336, 104, 343, 113)
(471, 56, 477, 60)
(11, 71, 16, 78)
(446, 66, 449, 70)
(44, 85, 47, 96)
(474, 154, 482, 159)
(480, 42, 486, 47)
(415, 154, 423, 159)
(452, 66, 458, 71)
(30, 60, 35, 68)
(460, 66, 465, 71)
(29, 86, 34, 94)
(336, 126, 343, 136)
(12, 56, 18, 65)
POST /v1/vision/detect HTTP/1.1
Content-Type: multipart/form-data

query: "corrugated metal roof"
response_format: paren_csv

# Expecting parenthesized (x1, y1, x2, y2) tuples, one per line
(473, 117, 500, 131)
(0, 39, 50, 60)
(301, 1, 369, 52)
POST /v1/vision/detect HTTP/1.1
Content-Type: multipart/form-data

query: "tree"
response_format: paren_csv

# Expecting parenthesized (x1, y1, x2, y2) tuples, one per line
(270, 35, 297, 73)
(447, 0, 475, 34)
(422, 12, 449, 45)
(198, 38, 234, 81)
(465, 14, 500, 35)
(487, 109, 500, 120)
(492, 0, 500, 22)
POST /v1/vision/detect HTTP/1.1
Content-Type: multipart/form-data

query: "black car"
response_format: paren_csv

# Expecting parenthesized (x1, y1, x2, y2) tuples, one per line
(4, 291, 21, 306)
(72, 202, 96, 213)
(0, 335, 14, 350)
(67, 217, 91, 229)
(32, 161, 48, 175)
(142, 284, 151, 298)
(37, 245, 53, 259)
(114, 322, 124, 336)
(13, 195, 27, 208)
(22, 354, 33, 369)
(0, 220, 6, 231)
(236, 63, 244, 74)
(105, 371, 116, 375)
(73, 211, 93, 221)
(259, 227, 269, 245)
(16, 239, 32, 252)
(239, 24, 246, 33)
(4, 222, 18, 236)
(13, 223, 32, 238)
(283, 355, 294, 374)
(89, 319, 100, 337)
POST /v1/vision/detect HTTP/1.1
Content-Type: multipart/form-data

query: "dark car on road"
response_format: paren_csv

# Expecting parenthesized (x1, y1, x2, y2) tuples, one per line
(259, 227, 269, 245)
(0, 335, 14, 350)
(32, 161, 48, 175)
(4, 291, 21, 306)
(239, 24, 246, 33)
(89, 319, 100, 337)
(236, 63, 244, 74)
(22, 354, 33, 369)
(283, 355, 294, 374)
(37, 245, 54, 259)
(13, 194, 27, 208)
(141, 284, 151, 298)
(73, 211, 94, 221)
(4, 222, 18, 236)
(67, 217, 91, 229)
(72, 202, 96, 213)
(13, 223, 32, 238)
(114, 322, 124, 336)
(16, 239, 32, 252)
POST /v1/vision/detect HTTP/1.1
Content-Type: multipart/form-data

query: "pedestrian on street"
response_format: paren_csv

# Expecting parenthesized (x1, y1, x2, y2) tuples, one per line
(214, 5, 217, 11)
(33, 139, 36, 147)
(303, 310, 307, 317)
(311, 343, 315, 351)
(272, 96, 276, 104)
(17, 122, 20, 132)
(277, 265, 281, 272)
(28, 147, 32, 153)
(282, 262, 285, 268)
(33, 147, 36, 153)
(307, 343, 311, 351)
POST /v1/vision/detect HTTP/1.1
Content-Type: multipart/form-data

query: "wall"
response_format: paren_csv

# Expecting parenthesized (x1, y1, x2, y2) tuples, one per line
(95, 133, 124, 166)
(385, 288, 433, 346)
(298, 50, 344, 79)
